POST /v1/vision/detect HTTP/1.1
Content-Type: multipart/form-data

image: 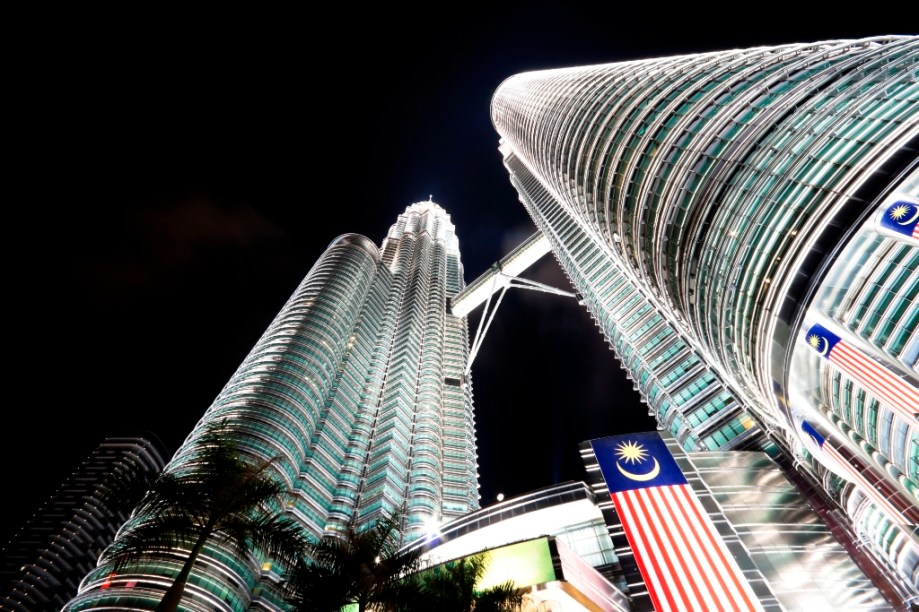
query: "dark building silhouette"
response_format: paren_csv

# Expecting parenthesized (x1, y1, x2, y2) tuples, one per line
(1, 434, 169, 611)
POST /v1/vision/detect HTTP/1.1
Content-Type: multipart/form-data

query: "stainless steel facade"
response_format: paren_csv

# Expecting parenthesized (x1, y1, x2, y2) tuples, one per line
(64, 201, 480, 611)
(491, 36, 918, 603)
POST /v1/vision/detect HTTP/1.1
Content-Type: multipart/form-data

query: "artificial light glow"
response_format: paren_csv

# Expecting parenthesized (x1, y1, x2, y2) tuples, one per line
(423, 516, 442, 536)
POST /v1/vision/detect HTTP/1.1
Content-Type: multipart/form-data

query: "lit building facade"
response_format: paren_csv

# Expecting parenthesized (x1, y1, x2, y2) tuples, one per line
(64, 201, 480, 611)
(1, 435, 169, 611)
(490, 36, 918, 602)
(401, 431, 890, 610)
(401, 480, 631, 611)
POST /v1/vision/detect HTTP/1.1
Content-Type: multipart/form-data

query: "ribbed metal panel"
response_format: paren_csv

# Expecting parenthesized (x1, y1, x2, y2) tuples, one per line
(492, 35, 918, 606)
(64, 202, 480, 611)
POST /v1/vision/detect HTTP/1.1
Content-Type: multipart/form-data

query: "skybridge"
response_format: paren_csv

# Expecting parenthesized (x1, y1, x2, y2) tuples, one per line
(451, 231, 579, 376)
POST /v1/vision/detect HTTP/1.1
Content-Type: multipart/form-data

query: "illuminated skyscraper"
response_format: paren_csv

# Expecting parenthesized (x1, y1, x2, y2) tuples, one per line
(65, 200, 480, 611)
(489, 35, 918, 602)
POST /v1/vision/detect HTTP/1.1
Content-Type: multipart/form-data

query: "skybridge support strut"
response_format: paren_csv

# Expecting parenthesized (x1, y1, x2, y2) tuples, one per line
(464, 271, 578, 377)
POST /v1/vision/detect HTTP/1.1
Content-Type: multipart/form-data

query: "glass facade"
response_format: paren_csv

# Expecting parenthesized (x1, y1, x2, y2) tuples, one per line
(789, 172, 919, 590)
(501, 151, 763, 455)
(491, 36, 918, 603)
(63, 201, 480, 611)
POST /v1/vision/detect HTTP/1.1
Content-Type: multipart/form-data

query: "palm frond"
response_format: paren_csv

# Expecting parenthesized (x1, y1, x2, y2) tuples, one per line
(475, 580, 524, 612)
(223, 472, 286, 513)
(98, 421, 308, 612)
(220, 512, 308, 569)
(407, 553, 521, 612)
(134, 472, 206, 517)
(289, 510, 425, 611)
(95, 460, 161, 516)
(283, 558, 354, 612)
(104, 513, 202, 569)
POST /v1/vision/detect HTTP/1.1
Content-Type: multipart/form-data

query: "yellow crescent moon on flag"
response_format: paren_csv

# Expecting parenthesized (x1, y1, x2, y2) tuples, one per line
(817, 337, 829, 356)
(898, 204, 919, 225)
(616, 457, 661, 481)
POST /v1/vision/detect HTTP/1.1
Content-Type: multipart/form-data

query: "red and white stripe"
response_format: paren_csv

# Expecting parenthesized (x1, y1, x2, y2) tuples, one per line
(828, 341, 919, 424)
(821, 443, 909, 525)
(613, 483, 764, 611)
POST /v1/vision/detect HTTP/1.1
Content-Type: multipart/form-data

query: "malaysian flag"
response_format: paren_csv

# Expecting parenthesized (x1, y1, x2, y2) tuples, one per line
(591, 433, 763, 611)
(805, 323, 918, 424)
(878, 199, 919, 242)
(800, 420, 909, 525)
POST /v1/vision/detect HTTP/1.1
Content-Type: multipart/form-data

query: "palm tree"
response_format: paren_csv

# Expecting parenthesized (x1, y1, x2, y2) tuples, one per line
(101, 422, 308, 612)
(408, 553, 523, 612)
(285, 511, 424, 612)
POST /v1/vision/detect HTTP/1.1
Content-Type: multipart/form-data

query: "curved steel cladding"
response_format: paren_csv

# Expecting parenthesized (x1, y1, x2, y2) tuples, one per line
(501, 149, 762, 454)
(492, 35, 919, 406)
(360, 202, 479, 541)
(65, 202, 480, 611)
(64, 233, 382, 612)
(203, 232, 380, 486)
(690, 38, 919, 407)
(786, 170, 919, 583)
(220, 232, 382, 537)
(1, 437, 169, 612)
(492, 36, 919, 599)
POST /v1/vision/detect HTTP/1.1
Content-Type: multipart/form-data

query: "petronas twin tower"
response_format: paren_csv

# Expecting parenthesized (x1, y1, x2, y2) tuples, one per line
(66, 202, 481, 610)
(200, 202, 481, 539)
(489, 35, 917, 602)
(64, 35, 917, 611)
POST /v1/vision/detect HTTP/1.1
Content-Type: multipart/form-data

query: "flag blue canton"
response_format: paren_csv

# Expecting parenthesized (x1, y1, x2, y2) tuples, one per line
(879, 200, 919, 236)
(590, 432, 687, 494)
(805, 323, 841, 357)
(800, 420, 826, 447)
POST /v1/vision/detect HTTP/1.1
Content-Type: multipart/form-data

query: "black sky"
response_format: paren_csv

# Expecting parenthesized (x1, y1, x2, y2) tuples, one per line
(6, 6, 911, 544)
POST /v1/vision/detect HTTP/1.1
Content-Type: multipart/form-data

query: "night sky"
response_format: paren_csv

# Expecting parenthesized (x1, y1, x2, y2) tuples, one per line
(5, 7, 910, 544)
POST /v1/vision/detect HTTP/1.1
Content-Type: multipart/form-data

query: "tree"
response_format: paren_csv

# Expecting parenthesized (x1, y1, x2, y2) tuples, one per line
(407, 553, 523, 612)
(100, 422, 308, 612)
(285, 511, 424, 612)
